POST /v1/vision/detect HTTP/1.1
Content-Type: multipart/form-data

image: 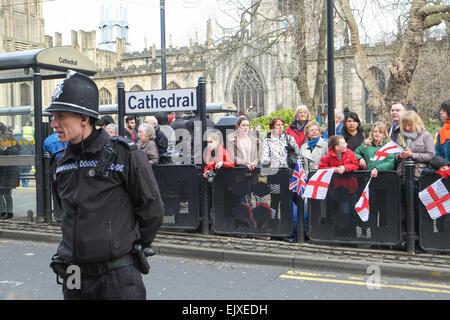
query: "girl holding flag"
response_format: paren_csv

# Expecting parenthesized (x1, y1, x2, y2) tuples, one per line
(354, 122, 395, 177)
(354, 122, 396, 235)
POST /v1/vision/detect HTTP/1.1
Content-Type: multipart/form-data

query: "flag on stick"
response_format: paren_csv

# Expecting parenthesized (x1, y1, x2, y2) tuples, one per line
(370, 141, 404, 161)
(289, 159, 307, 197)
(355, 178, 372, 222)
(419, 179, 450, 220)
(303, 169, 334, 200)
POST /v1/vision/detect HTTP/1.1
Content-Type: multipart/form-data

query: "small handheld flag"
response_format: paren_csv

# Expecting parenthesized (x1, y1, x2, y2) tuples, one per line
(419, 179, 450, 220)
(303, 169, 334, 200)
(289, 159, 307, 197)
(355, 178, 371, 222)
(370, 141, 404, 161)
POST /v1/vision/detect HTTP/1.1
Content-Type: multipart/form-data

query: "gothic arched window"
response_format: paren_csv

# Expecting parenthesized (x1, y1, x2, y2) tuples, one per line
(167, 81, 180, 89)
(99, 88, 112, 105)
(364, 67, 386, 123)
(231, 63, 265, 115)
(130, 85, 143, 92)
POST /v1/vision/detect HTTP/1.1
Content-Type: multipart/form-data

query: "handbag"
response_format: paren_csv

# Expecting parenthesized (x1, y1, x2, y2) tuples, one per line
(285, 135, 298, 170)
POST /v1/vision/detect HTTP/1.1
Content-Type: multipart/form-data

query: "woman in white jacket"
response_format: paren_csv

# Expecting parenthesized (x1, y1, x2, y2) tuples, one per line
(260, 116, 301, 216)
(260, 117, 301, 168)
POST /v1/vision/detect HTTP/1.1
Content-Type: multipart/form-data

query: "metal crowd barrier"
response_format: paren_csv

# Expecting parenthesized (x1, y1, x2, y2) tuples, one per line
(307, 170, 402, 246)
(211, 167, 293, 237)
(153, 164, 200, 230)
(418, 172, 450, 253)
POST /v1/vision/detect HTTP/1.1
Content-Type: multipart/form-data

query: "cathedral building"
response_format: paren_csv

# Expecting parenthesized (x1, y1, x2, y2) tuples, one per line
(0, 0, 391, 128)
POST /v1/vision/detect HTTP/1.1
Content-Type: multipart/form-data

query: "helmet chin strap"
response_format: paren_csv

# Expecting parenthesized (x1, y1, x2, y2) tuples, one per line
(81, 115, 86, 159)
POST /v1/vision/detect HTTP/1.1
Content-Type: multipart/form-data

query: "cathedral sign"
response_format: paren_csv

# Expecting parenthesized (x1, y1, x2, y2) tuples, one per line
(125, 88, 197, 113)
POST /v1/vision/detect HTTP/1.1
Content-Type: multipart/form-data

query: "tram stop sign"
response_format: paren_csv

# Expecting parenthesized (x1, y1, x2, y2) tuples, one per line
(125, 87, 197, 114)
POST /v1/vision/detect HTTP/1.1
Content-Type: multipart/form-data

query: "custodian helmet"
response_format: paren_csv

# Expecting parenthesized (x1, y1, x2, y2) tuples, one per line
(45, 70, 99, 119)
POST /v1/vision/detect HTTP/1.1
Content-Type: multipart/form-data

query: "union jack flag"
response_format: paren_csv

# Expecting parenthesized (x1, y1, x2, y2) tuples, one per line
(289, 159, 307, 197)
(255, 196, 278, 220)
(241, 194, 256, 228)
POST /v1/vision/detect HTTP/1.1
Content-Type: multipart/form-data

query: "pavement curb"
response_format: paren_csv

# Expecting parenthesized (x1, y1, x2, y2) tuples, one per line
(1, 228, 450, 282)
(154, 242, 450, 281)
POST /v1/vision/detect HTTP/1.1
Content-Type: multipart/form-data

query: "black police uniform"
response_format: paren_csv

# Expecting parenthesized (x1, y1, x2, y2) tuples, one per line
(46, 71, 164, 300)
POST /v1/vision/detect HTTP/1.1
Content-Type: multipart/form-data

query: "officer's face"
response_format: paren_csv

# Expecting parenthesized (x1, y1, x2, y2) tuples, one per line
(51, 111, 87, 144)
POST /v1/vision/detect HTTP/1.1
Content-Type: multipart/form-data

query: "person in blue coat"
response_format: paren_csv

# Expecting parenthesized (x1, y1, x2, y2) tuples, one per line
(43, 131, 68, 158)
(436, 99, 450, 162)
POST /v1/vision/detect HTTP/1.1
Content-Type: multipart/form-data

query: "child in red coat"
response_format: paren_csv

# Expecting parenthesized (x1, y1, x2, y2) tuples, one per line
(319, 135, 359, 173)
(318, 135, 360, 236)
(203, 131, 235, 178)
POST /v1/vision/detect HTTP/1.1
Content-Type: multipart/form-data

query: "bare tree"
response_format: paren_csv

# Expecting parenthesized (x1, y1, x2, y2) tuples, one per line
(338, 0, 450, 122)
(205, 0, 328, 115)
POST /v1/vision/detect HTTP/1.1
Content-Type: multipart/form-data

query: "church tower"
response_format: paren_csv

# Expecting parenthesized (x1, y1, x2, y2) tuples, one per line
(98, 2, 130, 52)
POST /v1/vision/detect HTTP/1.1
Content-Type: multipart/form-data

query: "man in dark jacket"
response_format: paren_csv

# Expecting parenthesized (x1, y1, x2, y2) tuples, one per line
(45, 71, 164, 300)
(388, 100, 406, 143)
(124, 116, 138, 142)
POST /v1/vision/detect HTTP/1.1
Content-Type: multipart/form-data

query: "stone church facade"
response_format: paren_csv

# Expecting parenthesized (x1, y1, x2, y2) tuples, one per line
(0, 0, 391, 128)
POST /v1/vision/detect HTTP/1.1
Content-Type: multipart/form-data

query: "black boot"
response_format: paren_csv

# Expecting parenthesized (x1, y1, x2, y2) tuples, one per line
(5, 212, 13, 219)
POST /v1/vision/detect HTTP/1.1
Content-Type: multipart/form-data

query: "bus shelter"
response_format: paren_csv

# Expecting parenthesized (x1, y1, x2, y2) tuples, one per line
(0, 47, 96, 222)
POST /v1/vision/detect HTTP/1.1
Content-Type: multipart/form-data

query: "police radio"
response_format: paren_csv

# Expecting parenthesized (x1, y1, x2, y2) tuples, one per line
(93, 144, 117, 179)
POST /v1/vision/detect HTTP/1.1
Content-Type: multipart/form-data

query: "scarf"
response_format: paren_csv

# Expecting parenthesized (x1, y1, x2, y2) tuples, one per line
(293, 120, 308, 132)
(439, 121, 450, 145)
(436, 168, 450, 179)
(401, 132, 418, 148)
(307, 136, 320, 150)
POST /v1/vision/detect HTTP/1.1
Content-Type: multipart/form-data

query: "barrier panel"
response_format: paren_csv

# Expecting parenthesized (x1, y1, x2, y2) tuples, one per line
(418, 172, 450, 253)
(211, 167, 293, 237)
(153, 164, 200, 230)
(0, 155, 37, 220)
(307, 170, 402, 245)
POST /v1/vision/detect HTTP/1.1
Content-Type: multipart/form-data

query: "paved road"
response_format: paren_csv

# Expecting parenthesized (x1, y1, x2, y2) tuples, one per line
(1, 239, 450, 301)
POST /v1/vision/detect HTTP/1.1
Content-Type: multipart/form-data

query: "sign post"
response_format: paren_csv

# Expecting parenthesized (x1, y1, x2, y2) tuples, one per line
(197, 76, 209, 234)
(118, 77, 208, 232)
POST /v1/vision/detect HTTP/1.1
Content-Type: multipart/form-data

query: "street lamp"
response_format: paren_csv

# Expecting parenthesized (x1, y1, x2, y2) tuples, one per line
(327, 0, 335, 136)
(160, 0, 167, 90)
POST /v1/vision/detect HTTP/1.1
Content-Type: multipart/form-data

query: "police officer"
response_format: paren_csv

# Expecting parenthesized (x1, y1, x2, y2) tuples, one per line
(45, 70, 164, 300)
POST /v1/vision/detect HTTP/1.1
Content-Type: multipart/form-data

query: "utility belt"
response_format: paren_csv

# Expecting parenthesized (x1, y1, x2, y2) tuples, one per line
(50, 245, 155, 285)
(78, 253, 135, 277)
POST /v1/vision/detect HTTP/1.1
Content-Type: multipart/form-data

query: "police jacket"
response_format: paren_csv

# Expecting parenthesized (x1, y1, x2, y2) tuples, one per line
(52, 129, 164, 264)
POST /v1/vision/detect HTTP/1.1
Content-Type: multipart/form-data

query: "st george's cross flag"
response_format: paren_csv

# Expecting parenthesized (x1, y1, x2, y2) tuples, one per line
(289, 159, 307, 197)
(418, 179, 450, 220)
(355, 178, 372, 222)
(370, 141, 404, 161)
(303, 169, 334, 200)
